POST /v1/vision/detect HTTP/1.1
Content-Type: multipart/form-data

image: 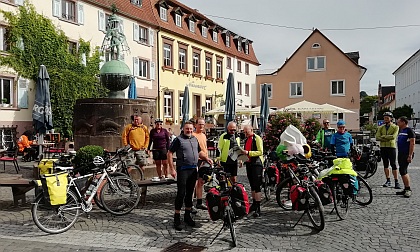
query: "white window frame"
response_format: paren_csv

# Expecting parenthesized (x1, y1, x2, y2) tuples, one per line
(290, 82, 303, 98)
(245, 43, 249, 54)
(245, 83, 250, 97)
(0, 26, 9, 52)
(189, 20, 195, 33)
(213, 31, 218, 42)
(164, 91, 172, 117)
(175, 14, 182, 27)
(237, 40, 241, 51)
(237, 81, 242, 95)
(179, 48, 186, 70)
(245, 63, 249, 75)
(205, 97, 212, 112)
(0, 77, 13, 105)
(260, 83, 273, 100)
(202, 26, 208, 38)
(138, 59, 148, 78)
(139, 26, 148, 44)
(216, 60, 222, 79)
(179, 93, 184, 118)
(331, 80, 345, 96)
(193, 53, 200, 74)
(331, 113, 344, 123)
(226, 57, 231, 69)
(307, 56, 326, 71)
(160, 6, 167, 21)
(163, 44, 172, 67)
(205, 57, 211, 77)
(226, 34, 230, 47)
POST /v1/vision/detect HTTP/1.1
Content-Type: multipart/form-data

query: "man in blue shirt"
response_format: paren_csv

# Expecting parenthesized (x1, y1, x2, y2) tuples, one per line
(330, 120, 353, 158)
(396, 116, 415, 198)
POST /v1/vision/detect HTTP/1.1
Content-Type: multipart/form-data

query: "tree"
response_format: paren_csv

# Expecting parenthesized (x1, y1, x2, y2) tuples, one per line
(263, 113, 303, 150)
(360, 95, 378, 116)
(0, 3, 107, 137)
(360, 91, 368, 100)
(393, 105, 414, 119)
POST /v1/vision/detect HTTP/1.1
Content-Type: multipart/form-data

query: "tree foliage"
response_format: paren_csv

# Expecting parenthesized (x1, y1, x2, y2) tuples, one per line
(263, 113, 303, 151)
(302, 118, 321, 142)
(377, 107, 391, 121)
(360, 95, 378, 116)
(0, 2, 108, 138)
(393, 104, 414, 120)
(360, 91, 368, 100)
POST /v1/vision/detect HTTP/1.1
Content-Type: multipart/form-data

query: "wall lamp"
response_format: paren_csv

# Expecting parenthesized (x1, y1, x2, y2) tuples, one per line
(351, 97, 355, 103)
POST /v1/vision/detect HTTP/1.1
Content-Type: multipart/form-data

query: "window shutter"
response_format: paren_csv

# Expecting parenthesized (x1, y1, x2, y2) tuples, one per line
(78, 3, 84, 25)
(0, 27, 4, 51)
(98, 10, 105, 32)
(99, 53, 105, 69)
(81, 53, 86, 66)
(17, 78, 28, 109)
(150, 62, 155, 80)
(133, 23, 139, 42)
(133, 57, 139, 76)
(52, 0, 61, 17)
(119, 18, 124, 33)
(16, 0, 24, 5)
(148, 28, 154, 46)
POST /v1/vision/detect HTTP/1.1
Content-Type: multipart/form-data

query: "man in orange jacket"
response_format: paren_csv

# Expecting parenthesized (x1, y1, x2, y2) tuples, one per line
(122, 115, 150, 170)
(18, 130, 36, 161)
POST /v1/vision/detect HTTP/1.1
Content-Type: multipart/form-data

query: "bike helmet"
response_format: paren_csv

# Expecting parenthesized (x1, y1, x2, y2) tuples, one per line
(154, 118, 163, 123)
(93, 156, 105, 166)
(383, 112, 393, 118)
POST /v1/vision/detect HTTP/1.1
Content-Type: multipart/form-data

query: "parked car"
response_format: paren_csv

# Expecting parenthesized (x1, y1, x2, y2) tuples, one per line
(414, 123, 420, 143)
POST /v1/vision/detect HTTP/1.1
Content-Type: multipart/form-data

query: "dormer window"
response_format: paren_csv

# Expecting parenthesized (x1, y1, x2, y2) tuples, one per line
(130, 0, 142, 6)
(237, 40, 241, 52)
(202, 26, 208, 38)
(245, 42, 249, 54)
(312, 43, 320, 48)
(213, 30, 218, 42)
(175, 14, 182, 27)
(226, 34, 230, 47)
(160, 6, 167, 21)
(189, 20, 195, 32)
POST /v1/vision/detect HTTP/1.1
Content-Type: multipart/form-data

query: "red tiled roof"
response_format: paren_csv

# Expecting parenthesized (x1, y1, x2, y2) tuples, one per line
(151, 0, 259, 65)
(83, 0, 158, 27)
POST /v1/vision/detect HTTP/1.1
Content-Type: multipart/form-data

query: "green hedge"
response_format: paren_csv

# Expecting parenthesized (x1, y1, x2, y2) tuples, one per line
(73, 145, 104, 175)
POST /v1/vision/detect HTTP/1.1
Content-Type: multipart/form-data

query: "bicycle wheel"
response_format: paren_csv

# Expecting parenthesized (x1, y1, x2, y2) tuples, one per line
(100, 175, 140, 215)
(263, 171, 272, 201)
(332, 181, 349, 220)
(32, 190, 80, 234)
(276, 177, 294, 210)
(226, 206, 237, 247)
(364, 158, 378, 179)
(355, 176, 373, 206)
(306, 186, 325, 231)
(125, 164, 144, 184)
(94, 172, 126, 211)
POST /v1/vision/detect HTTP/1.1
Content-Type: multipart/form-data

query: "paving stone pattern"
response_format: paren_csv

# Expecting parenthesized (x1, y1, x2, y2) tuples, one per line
(1, 151, 420, 252)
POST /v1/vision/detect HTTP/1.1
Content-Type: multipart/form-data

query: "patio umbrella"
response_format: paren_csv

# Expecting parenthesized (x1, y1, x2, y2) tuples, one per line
(128, 77, 137, 99)
(32, 65, 53, 158)
(180, 86, 189, 129)
(319, 103, 356, 114)
(259, 83, 269, 135)
(224, 72, 236, 129)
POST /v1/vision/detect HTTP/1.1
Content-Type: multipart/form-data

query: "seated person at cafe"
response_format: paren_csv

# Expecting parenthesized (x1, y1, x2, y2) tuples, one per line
(18, 130, 37, 161)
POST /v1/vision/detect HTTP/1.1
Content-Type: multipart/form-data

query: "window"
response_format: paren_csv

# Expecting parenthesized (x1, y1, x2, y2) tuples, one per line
(237, 40, 241, 51)
(245, 63, 249, 75)
(237, 82, 242, 95)
(0, 26, 10, 52)
(226, 57, 232, 69)
(160, 6, 167, 21)
(261, 83, 273, 99)
(139, 26, 148, 44)
(216, 60, 222, 79)
(290, 82, 303, 97)
(163, 91, 173, 117)
(237, 60, 241, 72)
(189, 20, 195, 33)
(205, 57, 212, 77)
(245, 83, 249, 96)
(137, 59, 148, 78)
(53, 0, 83, 24)
(205, 97, 212, 112)
(61, 0, 76, 22)
(68, 41, 77, 55)
(307, 56, 325, 71)
(213, 31, 218, 42)
(1, 0, 24, 5)
(175, 14, 182, 27)
(202, 26, 208, 38)
(226, 34, 230, 47)
(331, 80, 345, 95)
(163, 43, 172, 67)
(0, 77, 13, 106)
(179, 93, 183, 117)
(179, 48, 187, 71)
(312, 43, 320, 48)
(193, 52, 200, 74)
(332, 113, 344, 123)
(130, 0, 142, 6)
(245, 43, 249, 54)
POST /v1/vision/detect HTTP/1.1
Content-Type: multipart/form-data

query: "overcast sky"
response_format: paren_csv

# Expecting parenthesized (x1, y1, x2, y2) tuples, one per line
(180, 0, 420, 95)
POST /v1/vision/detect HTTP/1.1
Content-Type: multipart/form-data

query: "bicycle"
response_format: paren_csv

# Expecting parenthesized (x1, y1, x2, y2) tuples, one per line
(204, 164, 238, 247)
(262, 151, 279, 201)
(31, 156, 141, 234)
(350, 143, 378, 179)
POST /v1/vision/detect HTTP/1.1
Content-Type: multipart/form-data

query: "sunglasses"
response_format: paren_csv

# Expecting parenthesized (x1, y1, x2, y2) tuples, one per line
(323, 122, 330, 124)
(229, 129, 237, 132)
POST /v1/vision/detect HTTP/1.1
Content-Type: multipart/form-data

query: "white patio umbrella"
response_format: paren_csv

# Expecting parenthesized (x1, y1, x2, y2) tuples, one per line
(319, 103, 356, 114)
(278, 100, 333, 113)
(206, 104, 250, 116)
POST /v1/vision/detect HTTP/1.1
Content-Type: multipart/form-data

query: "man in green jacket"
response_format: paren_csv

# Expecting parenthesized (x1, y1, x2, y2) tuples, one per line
(218, 121, 241, 183)
(375, 112, 400, 189)
(315, 119, 336, 150)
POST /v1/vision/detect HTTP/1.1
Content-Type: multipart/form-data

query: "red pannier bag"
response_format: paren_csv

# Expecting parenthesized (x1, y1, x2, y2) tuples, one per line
(206, 187, 223, 221)
(266, 164, 280, 186)
(290, 185, 307, 211)
(230, 183, 250, 219)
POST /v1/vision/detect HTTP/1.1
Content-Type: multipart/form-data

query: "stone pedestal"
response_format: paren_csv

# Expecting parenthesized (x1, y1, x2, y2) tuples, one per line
(73, 98, 155, 151)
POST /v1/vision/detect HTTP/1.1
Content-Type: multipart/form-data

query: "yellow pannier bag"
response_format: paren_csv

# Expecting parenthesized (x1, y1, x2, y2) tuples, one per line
(40, 172, 68, 205)
(38, 159, 59, 175)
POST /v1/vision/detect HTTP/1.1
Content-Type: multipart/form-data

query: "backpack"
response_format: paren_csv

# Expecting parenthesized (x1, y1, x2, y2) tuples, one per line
(206, 187, 223, 221)
(314, 180, 333, 205)
(290, 185, 307, 211)
(266, 164, 280, 186)
(230, 183, 250, 219)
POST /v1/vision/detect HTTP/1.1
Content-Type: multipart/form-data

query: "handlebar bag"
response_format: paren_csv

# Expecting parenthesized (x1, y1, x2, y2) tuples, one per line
(230, 183, 250, 219)
(40, 171, 68, 205)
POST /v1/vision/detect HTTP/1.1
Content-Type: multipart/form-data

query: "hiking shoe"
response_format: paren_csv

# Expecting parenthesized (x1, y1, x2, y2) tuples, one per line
(394, 182, 401, 189)
(404, 190, 412, 198)
(252, 210, 261, 218)
(396, 190, 406, 195)
(196, 204, 207, 210)
(383, 181, 392, 187)
(184, 213, 196, 227)
(191, 206, 197, 215)
(249, 203, 257, 212)
(174, 215, 182, 231)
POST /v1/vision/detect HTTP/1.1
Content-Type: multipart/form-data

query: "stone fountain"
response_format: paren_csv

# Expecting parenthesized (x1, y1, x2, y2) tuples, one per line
(73, 12, 155, 151)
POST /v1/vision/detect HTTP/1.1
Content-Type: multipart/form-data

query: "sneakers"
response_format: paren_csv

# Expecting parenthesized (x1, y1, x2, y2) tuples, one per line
(396, 190, 406, 195)
(396, 189, 412, 198)
(196, 204, 207, 210)
(394, 181, 401, 189)
(252, 208, 261, 218)
(383, 181, 392, 187)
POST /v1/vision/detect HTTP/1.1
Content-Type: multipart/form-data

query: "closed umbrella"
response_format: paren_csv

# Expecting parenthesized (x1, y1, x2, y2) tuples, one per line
(128, 77, 137, 99)
(224, 72, 236, 129)
(32, 65, 53, 158)
(180, 86, 189, 129)
(259, 83, 269, 135)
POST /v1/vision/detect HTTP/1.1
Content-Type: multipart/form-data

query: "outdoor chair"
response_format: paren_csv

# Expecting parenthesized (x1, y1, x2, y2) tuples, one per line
(0, 147, 20, 173)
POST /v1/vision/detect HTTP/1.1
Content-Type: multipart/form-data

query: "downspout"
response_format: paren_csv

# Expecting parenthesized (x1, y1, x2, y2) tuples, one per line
(157, 28, 161, 118)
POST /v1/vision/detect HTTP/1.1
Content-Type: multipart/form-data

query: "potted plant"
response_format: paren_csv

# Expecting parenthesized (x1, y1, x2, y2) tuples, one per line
(1, 98, 8, 107)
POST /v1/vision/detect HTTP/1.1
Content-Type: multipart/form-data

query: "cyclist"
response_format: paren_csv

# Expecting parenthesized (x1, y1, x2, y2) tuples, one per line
(241, 125, 264, 217)
(375, 112, 400, 189)
(330, 120, 353, 158)
(218, 121, 241, 183)
(193, 118, 209, 210)
(148, 118, 170, 180)
(396, 116, 415, 198)
(315, 119, 336, 150)
(122, 115, 149, 170)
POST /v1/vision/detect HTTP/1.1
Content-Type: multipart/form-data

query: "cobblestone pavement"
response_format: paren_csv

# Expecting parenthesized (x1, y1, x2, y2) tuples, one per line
(1, 149, 420, 252)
